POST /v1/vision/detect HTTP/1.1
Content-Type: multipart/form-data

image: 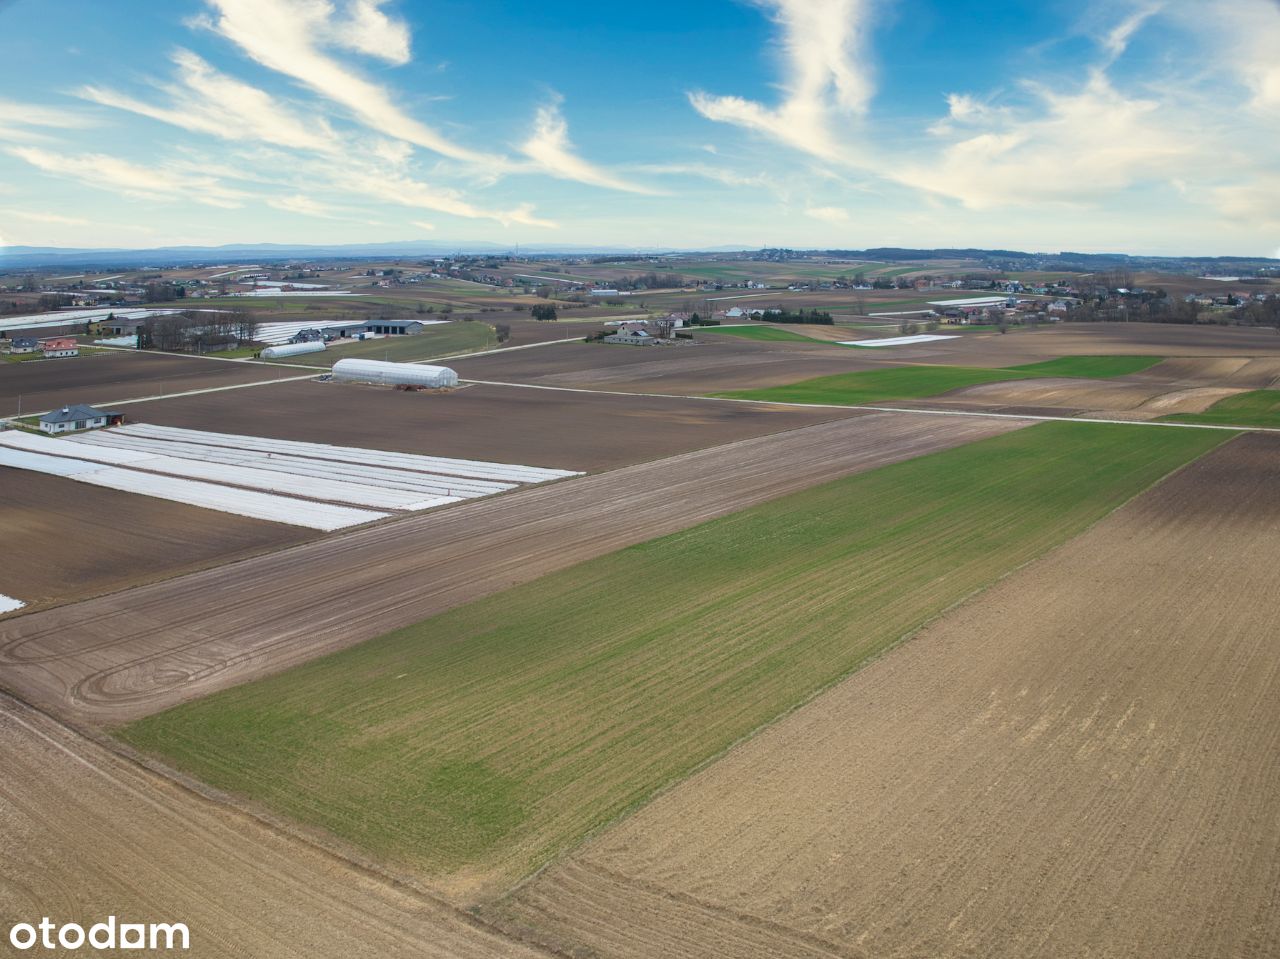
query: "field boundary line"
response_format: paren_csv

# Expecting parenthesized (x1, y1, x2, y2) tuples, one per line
(411, 336, 583, 365)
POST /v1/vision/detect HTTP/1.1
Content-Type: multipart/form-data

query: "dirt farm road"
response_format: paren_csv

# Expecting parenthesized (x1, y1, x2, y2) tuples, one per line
(0, 695, 555, 959)
(0, 412, 1028, 725)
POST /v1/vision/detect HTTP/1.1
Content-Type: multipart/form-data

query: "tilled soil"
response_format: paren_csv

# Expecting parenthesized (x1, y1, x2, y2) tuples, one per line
(0, 412, 1028, 725)
(0, 351, 306, 416)
(0, 695, 552, 959)
(0, 468, 313, 612)
(121, 379, 860, 472)
(505, 433, 1280, 959)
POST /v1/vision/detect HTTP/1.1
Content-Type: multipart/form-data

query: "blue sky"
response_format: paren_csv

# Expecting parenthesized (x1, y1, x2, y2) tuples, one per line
(1, 0, 1278, 255)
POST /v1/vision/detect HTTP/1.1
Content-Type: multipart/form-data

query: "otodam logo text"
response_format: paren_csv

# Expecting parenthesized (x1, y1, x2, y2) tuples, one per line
(8, 917, 190, 951)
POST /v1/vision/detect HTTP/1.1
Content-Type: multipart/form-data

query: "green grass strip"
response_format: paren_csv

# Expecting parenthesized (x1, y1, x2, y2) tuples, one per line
(716, 355, 1163, 405)
(695, 325, 822, 342)
(1160, 389, 1280, 429)
(119, 421, 1224, 891)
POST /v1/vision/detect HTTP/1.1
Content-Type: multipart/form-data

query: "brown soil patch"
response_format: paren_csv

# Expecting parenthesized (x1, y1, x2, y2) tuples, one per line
(0, 412, 1028, 724)
(0, 351, 305, 416)
(0, 696, 550, 959)
(451, 339, 880, 395)
(0, 468, 311, 612)
(506, 434, 1280, 959)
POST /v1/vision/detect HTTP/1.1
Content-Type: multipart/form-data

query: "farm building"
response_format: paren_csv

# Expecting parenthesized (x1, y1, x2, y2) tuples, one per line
(39, 336, 79, 358)
(39, 404, 123, 434)
(604, 329, 658, 345)
(321, 320, 431, 339)
(6, 336, 38, 354)
(331, 358, 458, 388)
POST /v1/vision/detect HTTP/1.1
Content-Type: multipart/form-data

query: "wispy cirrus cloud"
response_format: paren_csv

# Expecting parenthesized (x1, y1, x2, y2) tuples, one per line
(196, 0, 501, 166)
(79, 50, 343, 154)
(0, 97, 97, 143)
(689, 0, 876, 160)
(519, 98, 659, 194)
(7, 146, 249, 208)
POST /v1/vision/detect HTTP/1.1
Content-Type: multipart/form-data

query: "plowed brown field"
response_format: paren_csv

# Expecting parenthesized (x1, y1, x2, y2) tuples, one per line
(0, 695, 550, 959)
(0, 469, 312, 612)
(505, 434, 1280, 959)
(0, 412, 1027, 724)
(0, 351, 306, 416)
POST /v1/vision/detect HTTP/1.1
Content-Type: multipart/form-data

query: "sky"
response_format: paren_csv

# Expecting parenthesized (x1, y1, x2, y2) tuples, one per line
(1, 0, 1278, 256)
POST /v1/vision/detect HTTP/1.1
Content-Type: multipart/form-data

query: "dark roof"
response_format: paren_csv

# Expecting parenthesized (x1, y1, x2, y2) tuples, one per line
(11, 336, 37, 346)
(40, 404, 115, 424)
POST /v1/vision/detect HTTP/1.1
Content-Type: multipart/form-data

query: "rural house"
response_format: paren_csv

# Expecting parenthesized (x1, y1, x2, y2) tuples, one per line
(38, 404, 123, 434)
(6, 336, 38, 354)
(38, 336, 79, 358)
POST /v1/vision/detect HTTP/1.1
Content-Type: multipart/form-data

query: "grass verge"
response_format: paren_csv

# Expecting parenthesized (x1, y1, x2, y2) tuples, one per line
(119, 421, 1224, 897)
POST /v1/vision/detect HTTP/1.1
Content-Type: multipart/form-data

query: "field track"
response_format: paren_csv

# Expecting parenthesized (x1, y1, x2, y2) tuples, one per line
(506, 433, 1280, 959)
(0, 412, 1028, 724)
(0, 695, 550, 959)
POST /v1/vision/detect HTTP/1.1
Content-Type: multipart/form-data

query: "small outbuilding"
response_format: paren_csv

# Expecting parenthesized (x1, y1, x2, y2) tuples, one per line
(39, 404, 123, 434)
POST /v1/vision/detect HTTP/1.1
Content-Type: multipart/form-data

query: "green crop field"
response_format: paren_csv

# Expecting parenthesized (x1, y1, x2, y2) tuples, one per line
(262, 321, 497, 367)
(695, 325, 824, 342)
(716, 355, 1163, 405)
(1161, 389, 1280, 428)
(119, 422, 1225, 897)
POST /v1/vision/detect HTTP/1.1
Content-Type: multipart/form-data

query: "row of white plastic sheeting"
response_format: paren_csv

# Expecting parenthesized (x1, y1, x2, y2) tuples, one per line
(0, 595, 25, 614)
(118, 424, 582, 484)
(839, 334, 959, 347)
(0, 443, 387, 531)
(69, 431, 513, 498)
(0, 432, 453, 512)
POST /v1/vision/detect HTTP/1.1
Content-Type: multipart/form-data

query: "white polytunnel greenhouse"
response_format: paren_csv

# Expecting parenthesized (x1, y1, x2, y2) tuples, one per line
(331, 358, 459, 388)
(261, 341, 326, 359)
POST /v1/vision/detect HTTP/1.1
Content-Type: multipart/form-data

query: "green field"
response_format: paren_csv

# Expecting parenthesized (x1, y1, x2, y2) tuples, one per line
(1161, 389, 1280, 428)
(263, 322, 497, 367)
(120, 422, 1224, 896)
(695, 325, 824, 342)
(716, 355, 1163, 405)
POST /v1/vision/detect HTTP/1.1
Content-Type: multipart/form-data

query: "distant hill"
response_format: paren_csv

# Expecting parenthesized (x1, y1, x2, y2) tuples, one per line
(1, 241, 1275, 273)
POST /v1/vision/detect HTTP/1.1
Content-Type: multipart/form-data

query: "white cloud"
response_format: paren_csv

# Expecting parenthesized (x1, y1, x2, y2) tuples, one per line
(689, 0, 875, 160)
(200, 0, 498, 165)
(410, 219, 436, 231)
(520, 99, 659, 194)
(805, 205, 849, 223)
(266, 194, 337, 218)
(895, 72, 1195, 208)
(0, 98, 97, 143)
(79, 50, 342, 154)
(8, 146, 248, 208)
(0, 209, 90, 226)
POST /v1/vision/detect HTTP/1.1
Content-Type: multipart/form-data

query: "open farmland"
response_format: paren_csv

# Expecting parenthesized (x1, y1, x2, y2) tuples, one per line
(0, 467, 313, 612)
(451, 338, 883, 395)
(0, 413, 1023, 725)
(506, 432, 1279, 959)
(715, 355, 1162, 406)
(0, 696, 553, 959)
(117, 423, 1223, 900)
(0, 350, 306, 416)
(120, 378, 860, 472)
(1162, 388, 1280, 427)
